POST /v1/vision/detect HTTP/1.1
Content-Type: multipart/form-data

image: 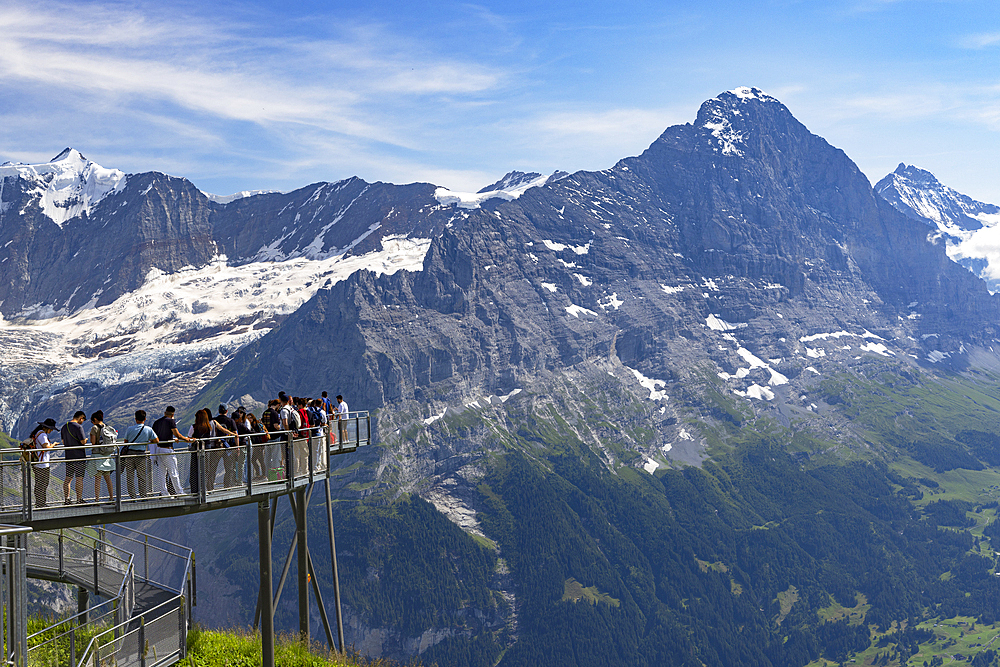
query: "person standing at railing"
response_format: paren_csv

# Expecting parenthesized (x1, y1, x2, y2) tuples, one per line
(189, 409, 236, 493)
(152, 406, 193, 498)
(215, 405, 239, 488)
(89, 411, 116, 501)
(122, 411, 158, 499)
(60, 411, 88, 505)
(278, 392, 299, 477)
(233, 406, 252, 485)
(308, 399, 327, 467)
(261, 399, 282, 475)
(336, 395, 350, 445)
(29, 419, 58, 508)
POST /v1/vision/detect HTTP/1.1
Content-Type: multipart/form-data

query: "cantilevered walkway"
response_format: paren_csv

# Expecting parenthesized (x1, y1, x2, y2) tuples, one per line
(1, 414, 370, 667)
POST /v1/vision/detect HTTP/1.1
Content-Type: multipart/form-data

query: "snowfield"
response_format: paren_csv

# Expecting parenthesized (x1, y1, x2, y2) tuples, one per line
(0, 235, 431, 434)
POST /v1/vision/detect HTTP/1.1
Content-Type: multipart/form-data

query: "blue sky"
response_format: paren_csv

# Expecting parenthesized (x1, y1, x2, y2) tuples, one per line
(2, 0, 1000, 202)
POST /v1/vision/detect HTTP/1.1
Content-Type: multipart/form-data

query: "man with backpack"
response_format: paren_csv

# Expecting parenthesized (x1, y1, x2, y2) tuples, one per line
(60, 411, 88, 504)
(278, 392, 301, 476)
(89, 411, 117, 501)
(122, 410, 159, 499)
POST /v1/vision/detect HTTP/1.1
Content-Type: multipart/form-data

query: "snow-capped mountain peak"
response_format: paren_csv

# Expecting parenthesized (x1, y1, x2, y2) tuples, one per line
(0, 148, 127, 227)
(877, 164, 1000, 291)
(876, 163, 1000, 236)
(477, 171, 544, 194)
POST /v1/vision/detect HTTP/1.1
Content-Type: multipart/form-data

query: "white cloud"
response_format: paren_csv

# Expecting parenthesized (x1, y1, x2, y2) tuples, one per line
(958, 32, 1000, 49)
(0, 1, 508, 182)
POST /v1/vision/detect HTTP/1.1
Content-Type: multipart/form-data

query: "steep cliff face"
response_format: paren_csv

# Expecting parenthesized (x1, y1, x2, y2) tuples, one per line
(0, 154, 454, 319)
(200, 88, 1000, 418)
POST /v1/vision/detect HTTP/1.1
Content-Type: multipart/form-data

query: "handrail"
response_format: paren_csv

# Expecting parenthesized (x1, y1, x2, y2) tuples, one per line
(1, 524, 30, 667)
(74, 524, 194, 667)
(21, 521, 193, 667)
(23, 526, 136, 666)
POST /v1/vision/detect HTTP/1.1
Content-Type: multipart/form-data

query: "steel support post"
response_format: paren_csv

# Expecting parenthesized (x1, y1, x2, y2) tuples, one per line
(77, 586, 89, 624)
(306, 551, 335, 649)
(296, 487, 309, 644)
(326, 478, 345, 652)
(258, 500, 275, 667)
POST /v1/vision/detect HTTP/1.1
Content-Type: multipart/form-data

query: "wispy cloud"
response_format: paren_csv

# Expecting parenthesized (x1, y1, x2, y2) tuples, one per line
(958, 31, 1000, 49)
(0, 1, 508, 171)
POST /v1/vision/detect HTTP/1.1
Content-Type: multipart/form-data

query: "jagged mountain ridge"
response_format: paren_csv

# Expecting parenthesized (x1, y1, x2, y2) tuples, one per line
(0, 155, 448, 318)
(201, 87, 1000, 414)
(0, 151, 551, 435)
(876, 163, 1000, 291)
(180, 88, 1000, 665)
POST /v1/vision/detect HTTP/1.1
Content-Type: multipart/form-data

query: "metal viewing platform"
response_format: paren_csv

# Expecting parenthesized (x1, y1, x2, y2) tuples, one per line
(1, 414, 371, 667)
(1, 413, 370, 529)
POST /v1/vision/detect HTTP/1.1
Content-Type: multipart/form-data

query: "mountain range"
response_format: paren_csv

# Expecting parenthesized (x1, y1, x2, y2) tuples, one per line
(9, 87, 1000, 666)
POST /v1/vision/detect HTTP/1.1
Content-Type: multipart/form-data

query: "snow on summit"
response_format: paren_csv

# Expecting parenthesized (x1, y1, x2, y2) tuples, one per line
(0, 149, 127, 226)
(877, 164, 1000, 291)
(435, 170, 566, 210)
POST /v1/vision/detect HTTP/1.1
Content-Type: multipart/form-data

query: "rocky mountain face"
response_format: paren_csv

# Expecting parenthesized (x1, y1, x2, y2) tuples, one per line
(181, 88, 1000, 664)
(14, 88, 1000, 666)
(0, 151, 474, 435)
(202, 87, 1000, 413)
(876, 163, 1000, 291)
(0, 153, 456, 318)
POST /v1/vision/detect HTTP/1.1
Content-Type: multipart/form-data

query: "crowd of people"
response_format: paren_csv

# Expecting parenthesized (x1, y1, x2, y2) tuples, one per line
(17, 391, 350, 508)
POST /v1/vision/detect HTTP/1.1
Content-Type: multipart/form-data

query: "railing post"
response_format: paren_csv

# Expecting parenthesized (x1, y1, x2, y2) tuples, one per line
(139, 616, 146, 667)
(93, 546, 100, 597)
(115, 451, 122, 513)
(144, 535, 149, 582)
(24, 459, 32, 522)
(179, 594, 187, 659)
(58, 530, 64, 576)
(259, 500, 275, 667)
(308, 430, 314, 485)
(198, 446, 207, 503)
(247, 437, 253, 497)
(70, 622, 76, 666)
(77, 586, 89, 625)
(287, 436, 295, 490)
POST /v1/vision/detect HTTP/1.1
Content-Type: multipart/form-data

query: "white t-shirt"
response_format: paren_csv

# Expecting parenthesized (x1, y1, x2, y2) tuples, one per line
(279, 405, 296, 431)
(336, 400, 349, 418)
(34, 432, 52, 468)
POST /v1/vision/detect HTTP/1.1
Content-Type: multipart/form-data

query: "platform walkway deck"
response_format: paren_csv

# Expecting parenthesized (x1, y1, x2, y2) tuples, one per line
(0, 414, 369, 531)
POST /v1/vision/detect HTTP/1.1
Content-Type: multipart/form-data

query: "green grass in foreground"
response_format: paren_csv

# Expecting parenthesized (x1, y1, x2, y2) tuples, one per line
(179, 626, 411, 667)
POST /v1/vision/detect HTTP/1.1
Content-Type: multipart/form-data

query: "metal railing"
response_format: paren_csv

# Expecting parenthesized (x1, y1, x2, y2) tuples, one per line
(19, 523, 194, 667)
(0, 413, 370, 523)
(74, 527, 194, 667)
(23, 527, 136, 666)
(1, 525, 31, 667)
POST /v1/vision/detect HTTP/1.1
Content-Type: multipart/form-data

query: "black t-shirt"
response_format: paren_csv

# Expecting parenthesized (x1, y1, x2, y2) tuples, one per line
(61, 421, 88, 460)
(215, 413, 237, 446)
(152, 416, 178, 448)
(262, 408, 280, 433)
